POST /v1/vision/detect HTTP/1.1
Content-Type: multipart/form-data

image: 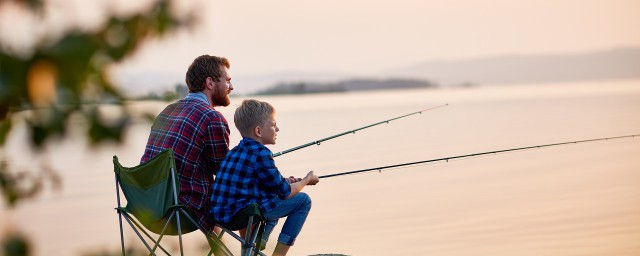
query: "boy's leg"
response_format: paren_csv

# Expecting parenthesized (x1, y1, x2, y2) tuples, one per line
(263, 219, 278, 241)
(272, 242, 290, 256)
(261, 193, 312, 247)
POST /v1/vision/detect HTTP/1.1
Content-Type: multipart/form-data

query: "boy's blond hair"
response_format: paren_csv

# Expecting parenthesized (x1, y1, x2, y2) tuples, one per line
(234, 99, 276, 137)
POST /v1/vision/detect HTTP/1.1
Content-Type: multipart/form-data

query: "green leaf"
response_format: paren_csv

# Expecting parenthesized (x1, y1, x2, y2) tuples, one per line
(0, 118, 11, 145)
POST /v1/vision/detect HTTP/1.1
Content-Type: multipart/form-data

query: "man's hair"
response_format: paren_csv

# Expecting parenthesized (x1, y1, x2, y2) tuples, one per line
(185, 55, 230, 93)
(234, 99, 275, 137)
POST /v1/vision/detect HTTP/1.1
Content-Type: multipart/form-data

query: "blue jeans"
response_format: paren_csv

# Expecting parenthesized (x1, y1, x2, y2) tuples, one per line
(262, 192, 312, 246)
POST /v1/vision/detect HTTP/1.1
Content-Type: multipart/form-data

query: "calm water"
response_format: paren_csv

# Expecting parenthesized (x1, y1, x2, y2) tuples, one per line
(2, 80, 640, 255)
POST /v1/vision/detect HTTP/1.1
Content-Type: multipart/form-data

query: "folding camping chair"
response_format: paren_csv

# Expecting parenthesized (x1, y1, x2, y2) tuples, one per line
(113, 149, 267, 256)
(215, 203, 267, 256)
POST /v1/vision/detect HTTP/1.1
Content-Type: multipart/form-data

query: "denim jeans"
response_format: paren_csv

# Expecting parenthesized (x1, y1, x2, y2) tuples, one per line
(261, 192, 312, 246)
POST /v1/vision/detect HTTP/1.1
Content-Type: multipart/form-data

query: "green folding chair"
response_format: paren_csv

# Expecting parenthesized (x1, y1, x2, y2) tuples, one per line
(113, 149, 267, 256)
(113, 149, 231, 256)
(215, 203, 267, 256)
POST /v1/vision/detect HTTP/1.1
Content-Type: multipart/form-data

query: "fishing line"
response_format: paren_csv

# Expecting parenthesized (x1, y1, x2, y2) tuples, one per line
(318, 134, 640, 179)
(272, 103, 448, 157)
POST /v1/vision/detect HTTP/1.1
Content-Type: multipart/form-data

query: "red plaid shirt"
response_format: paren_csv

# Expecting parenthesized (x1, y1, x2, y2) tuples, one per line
(141, 97, 230, 233)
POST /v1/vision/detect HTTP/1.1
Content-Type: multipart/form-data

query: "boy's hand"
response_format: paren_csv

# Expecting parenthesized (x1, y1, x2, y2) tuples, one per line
(305, 171, 319, 185)
(286, 176, 302, 183)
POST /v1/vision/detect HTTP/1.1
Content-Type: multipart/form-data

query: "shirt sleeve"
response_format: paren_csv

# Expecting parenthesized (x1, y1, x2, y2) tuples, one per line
(205, 114, 230, 176)
(255, 148, 291, 199)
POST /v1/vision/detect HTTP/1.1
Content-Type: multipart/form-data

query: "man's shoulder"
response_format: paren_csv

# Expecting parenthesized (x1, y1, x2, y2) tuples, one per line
(168, 99, 226, 121)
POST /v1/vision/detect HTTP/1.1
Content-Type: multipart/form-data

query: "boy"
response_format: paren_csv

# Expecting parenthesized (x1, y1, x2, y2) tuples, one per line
(210, 99, 319, 256)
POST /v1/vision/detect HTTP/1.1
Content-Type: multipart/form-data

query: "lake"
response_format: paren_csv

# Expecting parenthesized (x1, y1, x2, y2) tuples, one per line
(1, 79, 640, 255)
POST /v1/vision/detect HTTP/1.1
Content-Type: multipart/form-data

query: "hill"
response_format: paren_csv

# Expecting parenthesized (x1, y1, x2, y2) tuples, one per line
(253, 78, 436, 95)
(386, 47, 640, 86)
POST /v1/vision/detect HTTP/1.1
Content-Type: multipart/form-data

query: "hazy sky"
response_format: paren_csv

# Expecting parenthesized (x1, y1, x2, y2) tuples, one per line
(117, 0, 640, 76)
(3, 0, 640, 77)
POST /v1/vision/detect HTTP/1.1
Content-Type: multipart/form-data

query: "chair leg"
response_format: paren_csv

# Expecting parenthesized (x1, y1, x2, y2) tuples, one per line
(255, 222, 266, 256)
(242, 216, 268, 256)
(118, 212, 126, 256)
(121, 213, 155, 253)
(249, 222, 266, 256)
(123, 213, 172, 255)
(176, 210, 185, 256)
(177, 208, 234, 256)
(211, 222, 267, 256)
(150, 211, 178, 255)
(248, 225, 259, 256)
(207, 234, 233, 256)
(115, 175, 126, 256)
(242, 216, 255, 256)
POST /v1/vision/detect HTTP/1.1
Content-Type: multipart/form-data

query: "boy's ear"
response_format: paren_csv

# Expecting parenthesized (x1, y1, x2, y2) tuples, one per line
(254, 125, 261, 137)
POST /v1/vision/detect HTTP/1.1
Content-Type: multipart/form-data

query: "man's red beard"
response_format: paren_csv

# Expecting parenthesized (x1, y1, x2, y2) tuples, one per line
(211, 89, 231, 107)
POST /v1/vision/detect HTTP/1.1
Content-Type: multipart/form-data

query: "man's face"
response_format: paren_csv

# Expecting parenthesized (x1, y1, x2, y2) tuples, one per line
(210, 66, 233, 107)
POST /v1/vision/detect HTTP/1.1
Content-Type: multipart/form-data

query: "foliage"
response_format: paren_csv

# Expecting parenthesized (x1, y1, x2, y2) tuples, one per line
(1, 232, 29, 256)
(0, 0, 193, 205)
(0, 159, 61, 207)
(0, 0, 195, 254)
(0, 0, 193, 149)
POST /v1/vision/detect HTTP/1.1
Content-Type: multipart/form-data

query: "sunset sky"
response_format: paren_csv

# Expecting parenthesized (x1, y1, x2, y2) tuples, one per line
(2, 0, 640, 83)
(118, 0, 640, 75)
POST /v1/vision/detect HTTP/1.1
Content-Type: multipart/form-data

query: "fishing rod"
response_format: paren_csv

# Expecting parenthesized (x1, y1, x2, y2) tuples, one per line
(319, 134, 640, 179)
(272, 103, 449, 158)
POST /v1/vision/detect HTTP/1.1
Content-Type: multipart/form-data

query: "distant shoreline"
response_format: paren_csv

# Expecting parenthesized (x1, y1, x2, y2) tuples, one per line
(251, 78, 437, 96)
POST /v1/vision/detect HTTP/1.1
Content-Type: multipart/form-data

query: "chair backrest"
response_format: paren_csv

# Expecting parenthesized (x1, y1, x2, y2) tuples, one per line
(114, 149, 197, 235)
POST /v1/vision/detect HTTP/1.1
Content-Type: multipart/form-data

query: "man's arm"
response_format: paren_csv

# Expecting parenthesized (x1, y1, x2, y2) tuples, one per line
(205, 115, 230, 176)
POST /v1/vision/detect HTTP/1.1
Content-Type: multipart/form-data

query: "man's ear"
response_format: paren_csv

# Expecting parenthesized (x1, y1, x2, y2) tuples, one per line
(206, 77, 215, 90)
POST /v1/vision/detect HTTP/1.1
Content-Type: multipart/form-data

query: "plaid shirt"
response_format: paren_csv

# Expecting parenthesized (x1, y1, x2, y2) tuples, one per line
(141, 96, 230, 233)
(210, 137, 291, 224)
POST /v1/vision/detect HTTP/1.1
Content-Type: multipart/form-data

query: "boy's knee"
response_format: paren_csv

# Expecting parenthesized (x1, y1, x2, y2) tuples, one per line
(297, 192, 312, 209)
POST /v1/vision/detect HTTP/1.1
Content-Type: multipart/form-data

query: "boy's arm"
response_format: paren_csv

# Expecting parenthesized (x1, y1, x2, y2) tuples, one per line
(255, 148, 293, 199)
(286, 171, 319, 199)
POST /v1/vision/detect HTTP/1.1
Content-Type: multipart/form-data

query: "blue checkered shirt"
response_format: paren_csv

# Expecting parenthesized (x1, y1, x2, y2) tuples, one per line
(210, 137, 291, 224)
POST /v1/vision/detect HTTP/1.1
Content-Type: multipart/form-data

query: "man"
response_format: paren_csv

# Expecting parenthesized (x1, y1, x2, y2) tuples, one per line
(141, 55, 233, 234)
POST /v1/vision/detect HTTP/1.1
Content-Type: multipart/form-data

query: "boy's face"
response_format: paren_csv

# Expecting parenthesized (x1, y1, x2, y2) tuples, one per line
(258, 114, 279, 145)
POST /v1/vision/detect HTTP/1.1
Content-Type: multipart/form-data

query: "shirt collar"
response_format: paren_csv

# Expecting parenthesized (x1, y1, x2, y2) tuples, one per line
(241, 137, 260, 146)
(240, 137, 270, 151)
(185, 92, 211, 106)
